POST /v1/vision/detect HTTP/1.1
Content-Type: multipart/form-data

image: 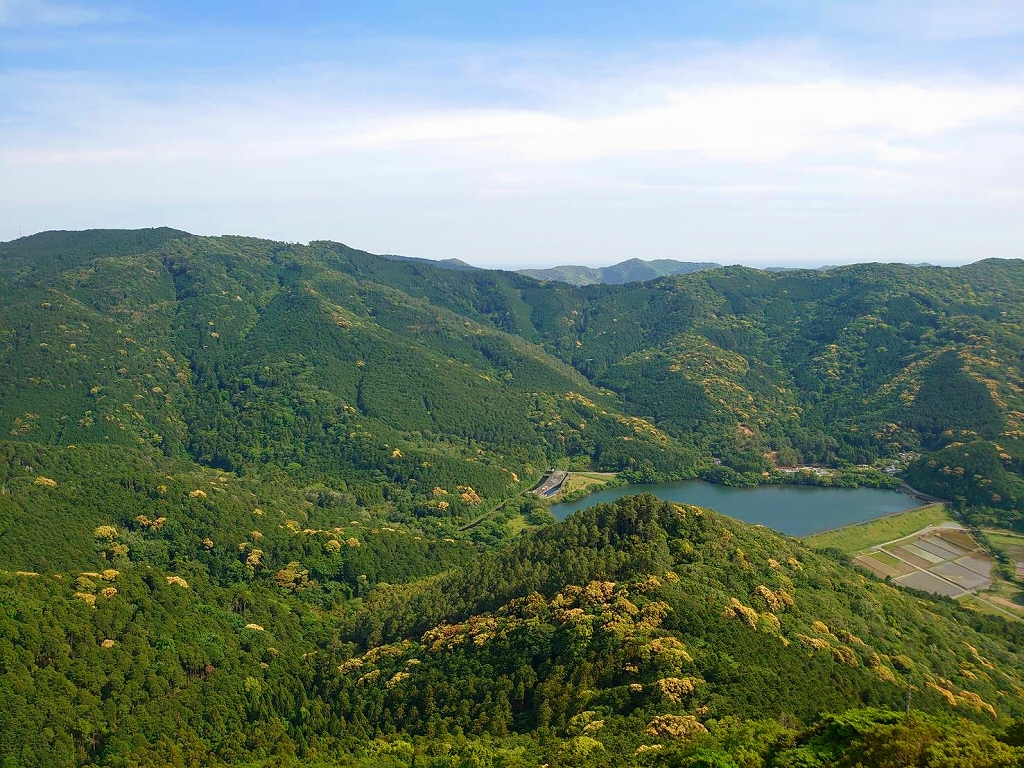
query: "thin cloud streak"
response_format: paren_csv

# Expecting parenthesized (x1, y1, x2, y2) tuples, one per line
(341, 81, 1023, 163)
(0, 0, 136, 27)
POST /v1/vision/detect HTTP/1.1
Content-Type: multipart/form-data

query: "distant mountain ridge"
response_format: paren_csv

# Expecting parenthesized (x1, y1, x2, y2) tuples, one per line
(519, 257, 721, 284)
(520, 259, 939, 284)
(381, 252, 479, 271)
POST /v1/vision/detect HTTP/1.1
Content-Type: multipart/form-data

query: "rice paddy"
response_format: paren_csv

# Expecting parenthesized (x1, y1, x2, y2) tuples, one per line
(805, 504, 1023, 617)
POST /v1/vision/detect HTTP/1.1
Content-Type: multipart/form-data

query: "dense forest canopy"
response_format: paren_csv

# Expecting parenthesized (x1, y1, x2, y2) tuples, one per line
(2, 230, 1022, 527)
(2, 229, 1024, 766)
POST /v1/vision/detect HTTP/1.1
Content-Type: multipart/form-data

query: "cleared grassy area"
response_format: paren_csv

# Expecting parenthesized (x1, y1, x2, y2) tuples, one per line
(983, 531, 1024, 569)
(803, 503, 951, 554)
(548, 472, 615, 501)
(986, 531, 1024, 548)
(967, 582, 1024, 620)
(871, 550, 903, 567)
(988, 579, 1024, 602)
(506, 515, 531, 535)
(574, 471, 619, 480)
(960, 595, 1016, 619)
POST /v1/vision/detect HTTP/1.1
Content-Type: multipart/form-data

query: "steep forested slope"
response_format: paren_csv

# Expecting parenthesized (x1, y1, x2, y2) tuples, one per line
(0, 232, 698, 529)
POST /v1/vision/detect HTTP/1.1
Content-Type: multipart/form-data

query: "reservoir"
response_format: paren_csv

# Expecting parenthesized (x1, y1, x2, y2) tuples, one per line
(547, 481, 919, 536)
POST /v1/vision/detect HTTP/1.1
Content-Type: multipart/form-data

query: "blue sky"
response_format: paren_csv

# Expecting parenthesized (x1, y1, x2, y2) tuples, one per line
(1, 1, 1022, 267)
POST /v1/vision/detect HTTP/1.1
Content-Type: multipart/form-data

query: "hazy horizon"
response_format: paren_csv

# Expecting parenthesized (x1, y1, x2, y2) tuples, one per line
(3, 224, 1015, 271)
(2, 1, 1022, 267)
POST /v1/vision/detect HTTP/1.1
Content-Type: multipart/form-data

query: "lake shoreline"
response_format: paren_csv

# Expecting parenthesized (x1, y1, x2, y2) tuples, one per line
(543, 467, 911, 509)
(546, 478, 922, 537)
(800, 500, 948, 539)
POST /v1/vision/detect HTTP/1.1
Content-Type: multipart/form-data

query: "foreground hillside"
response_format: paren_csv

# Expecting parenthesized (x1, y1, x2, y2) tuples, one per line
(2, 493, 1023, 766)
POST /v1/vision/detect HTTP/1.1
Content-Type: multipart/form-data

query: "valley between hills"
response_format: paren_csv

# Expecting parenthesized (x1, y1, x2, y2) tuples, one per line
(2, 229, 1024, 766)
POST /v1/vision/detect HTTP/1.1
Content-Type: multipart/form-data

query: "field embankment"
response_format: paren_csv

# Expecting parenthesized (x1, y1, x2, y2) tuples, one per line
(803, 503, 950, 554)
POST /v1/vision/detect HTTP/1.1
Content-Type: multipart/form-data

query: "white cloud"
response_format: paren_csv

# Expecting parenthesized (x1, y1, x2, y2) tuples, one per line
(340, 81, 1022, 164)
(5, 73, 1020, 168)
(0, 45, 1021, 265)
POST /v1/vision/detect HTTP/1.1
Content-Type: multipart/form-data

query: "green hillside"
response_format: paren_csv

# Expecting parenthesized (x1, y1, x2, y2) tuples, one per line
(0, 232, 700, 531)
(3, 491, 1023, 766)
(2, 229, 1024, 766)
(3, 230, 1023, 551)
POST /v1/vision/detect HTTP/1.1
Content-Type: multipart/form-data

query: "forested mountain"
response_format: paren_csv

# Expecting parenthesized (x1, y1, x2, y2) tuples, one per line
(308, 242, 1024, 526)
(0, 231, 701, 530)
(519, 257, 720, 285)
(6, 229, 1019, 527)
(2, 229, 1024, 766)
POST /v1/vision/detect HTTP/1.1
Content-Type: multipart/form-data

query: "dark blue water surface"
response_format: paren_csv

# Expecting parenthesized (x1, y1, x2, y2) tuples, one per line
(548, 481, 918, 536)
